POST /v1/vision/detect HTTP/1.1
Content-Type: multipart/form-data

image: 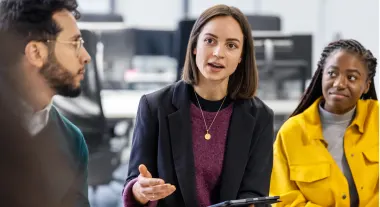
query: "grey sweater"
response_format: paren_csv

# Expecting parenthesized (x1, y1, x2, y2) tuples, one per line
(318, 104, 358, 207)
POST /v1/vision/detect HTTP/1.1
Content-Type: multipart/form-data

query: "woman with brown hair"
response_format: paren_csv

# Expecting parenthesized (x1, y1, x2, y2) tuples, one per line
(123, 4, 275, 207)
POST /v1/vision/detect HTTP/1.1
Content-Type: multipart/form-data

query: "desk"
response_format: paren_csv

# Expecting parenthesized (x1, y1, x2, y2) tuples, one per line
(100, 90, 299, 119)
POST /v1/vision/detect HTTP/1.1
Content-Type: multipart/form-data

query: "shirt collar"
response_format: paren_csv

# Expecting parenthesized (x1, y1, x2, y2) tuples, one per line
(23, 99, 53, 136)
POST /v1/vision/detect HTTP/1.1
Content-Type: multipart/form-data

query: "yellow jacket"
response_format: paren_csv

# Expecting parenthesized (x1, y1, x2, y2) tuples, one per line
(270, 97, 379, 207)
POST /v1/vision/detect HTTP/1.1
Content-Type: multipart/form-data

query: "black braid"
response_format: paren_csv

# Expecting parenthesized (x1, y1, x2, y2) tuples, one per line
(290, 39, 378, 118)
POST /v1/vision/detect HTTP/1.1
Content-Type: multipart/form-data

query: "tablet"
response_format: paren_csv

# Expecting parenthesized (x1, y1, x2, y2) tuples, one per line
(208, 196, 281, 207)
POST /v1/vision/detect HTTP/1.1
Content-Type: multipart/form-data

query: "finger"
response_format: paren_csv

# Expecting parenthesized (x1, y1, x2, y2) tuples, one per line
(138, 176, 164, 187)
(144, 189, 176, 201)
(138, 164, 152, 178)
(141, 184, 176, 201)
(140, 184, 175, 195)
(147, 187, 176, 201)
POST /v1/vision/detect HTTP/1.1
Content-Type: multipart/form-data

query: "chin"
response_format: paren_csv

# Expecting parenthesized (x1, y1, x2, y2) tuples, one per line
(203, 73, 228, 82)
(55, 85, 82, 98)
(325, 100, 352, 113)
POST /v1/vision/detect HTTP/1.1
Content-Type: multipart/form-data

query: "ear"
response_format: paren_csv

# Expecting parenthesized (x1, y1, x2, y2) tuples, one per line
(193, 48, 197, 55)
(239, 57, 242, 63)
(363, 79, 371, 94)
(25, 41, 49, 69)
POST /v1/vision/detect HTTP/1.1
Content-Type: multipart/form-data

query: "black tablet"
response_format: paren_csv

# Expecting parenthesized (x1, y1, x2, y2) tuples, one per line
(208, 196, 281, 207)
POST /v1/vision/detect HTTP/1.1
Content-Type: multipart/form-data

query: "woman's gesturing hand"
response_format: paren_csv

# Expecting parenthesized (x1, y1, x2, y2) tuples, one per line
(132, 164, 176, 204)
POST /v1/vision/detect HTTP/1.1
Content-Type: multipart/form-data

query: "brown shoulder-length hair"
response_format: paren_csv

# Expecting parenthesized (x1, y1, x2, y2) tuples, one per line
(181, 4, 258, 100)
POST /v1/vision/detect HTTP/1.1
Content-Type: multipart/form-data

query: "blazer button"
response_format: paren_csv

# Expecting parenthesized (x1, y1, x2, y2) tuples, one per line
(342, 194, 347, 199)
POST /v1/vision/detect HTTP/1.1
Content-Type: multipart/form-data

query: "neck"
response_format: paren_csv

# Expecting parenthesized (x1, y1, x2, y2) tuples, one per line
(321, 100, 356, 115)
(27, 90, 54, 112)
(21, 69, 55, 112)
(194, 79, 228, 101)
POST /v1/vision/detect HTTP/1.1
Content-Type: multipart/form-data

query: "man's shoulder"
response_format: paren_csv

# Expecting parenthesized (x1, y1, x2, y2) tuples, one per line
(51, 106, 89, 165)
(52, 106, 84, 139)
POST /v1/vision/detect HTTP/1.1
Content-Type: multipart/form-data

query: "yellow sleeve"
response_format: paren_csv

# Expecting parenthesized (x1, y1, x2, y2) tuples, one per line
(270, 133, 323, 207)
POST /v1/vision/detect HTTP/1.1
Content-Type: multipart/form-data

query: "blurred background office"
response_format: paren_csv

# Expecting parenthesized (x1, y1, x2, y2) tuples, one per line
(50, 0, 379, 206)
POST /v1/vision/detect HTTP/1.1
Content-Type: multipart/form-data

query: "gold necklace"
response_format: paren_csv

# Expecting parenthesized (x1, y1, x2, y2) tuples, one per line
(194, 91, 227, 140)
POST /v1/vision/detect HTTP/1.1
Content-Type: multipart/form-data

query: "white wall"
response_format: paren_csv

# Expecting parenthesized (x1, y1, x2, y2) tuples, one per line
(81, 0, 379, 90)
(115, 0, 182, 30)
(190, 0, 255, 17)
(78, 0, 112, 14)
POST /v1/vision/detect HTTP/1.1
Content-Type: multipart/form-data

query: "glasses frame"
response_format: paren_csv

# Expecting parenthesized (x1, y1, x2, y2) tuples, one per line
(46, 37, 85, 56)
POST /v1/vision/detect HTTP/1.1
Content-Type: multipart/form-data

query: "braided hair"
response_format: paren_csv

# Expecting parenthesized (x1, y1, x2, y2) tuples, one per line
(290, 39, 377, 117)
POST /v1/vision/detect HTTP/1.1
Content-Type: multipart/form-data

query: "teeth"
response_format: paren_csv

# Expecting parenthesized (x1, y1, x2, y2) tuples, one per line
(209, 63, 223, 68)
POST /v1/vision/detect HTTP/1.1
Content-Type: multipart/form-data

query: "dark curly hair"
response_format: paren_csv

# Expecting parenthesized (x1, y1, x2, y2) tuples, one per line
(290, 39, 378, 117)
(0, 0, 80, 47)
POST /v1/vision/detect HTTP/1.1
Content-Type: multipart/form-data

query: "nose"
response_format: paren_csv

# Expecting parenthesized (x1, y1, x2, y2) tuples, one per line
(333, 75, 347, 89)
(213, 45, 225, 58)
(79, 46, 91, 64)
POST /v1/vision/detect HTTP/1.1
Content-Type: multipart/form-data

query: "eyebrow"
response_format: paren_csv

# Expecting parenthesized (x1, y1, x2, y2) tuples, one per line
(70, 34, 82, 40)
(204, 33, 241, 43)
(328, 65, 362, 75)
(347, 69, 362, 75)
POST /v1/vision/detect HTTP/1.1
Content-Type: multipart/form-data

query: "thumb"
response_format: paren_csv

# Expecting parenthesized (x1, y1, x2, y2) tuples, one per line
(139, 164, 152, 178)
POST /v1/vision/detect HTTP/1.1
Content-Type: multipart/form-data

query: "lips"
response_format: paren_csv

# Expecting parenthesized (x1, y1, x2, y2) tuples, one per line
(78, 68, 85, 75)
(208, 62, 225, 69)
(329, 92, 349, 100)
(329, 92, 348, 97)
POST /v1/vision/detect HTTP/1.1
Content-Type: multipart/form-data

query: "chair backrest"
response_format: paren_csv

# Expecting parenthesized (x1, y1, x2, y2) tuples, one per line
(246, 15, 281, 31)
(172, 19, 196, 81)
(81, 30, 102, 103)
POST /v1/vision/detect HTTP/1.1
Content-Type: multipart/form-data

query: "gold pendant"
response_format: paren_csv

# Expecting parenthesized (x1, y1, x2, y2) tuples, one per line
(205, 133, 211, 140)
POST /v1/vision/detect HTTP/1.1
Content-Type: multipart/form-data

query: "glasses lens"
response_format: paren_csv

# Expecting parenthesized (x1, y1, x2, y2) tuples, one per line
(76, 39, 83, 55)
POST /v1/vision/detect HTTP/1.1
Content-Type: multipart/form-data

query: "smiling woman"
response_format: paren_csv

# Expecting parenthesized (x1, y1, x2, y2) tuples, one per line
(270, 39, 379, 207)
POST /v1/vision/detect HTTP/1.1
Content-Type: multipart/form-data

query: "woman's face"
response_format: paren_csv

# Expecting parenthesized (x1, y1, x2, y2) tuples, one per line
(193, 16, 244, 85)
(322, 50, 371, 114)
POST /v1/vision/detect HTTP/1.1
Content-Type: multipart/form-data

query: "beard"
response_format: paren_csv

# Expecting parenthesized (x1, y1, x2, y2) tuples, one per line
(39, 53, 83, 98)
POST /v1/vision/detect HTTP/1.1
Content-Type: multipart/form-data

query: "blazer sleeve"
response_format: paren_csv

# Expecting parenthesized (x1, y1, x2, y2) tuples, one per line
(237, 107, 274, 201)
(270, 133, 323, 207)
(123, 95, 159, 207)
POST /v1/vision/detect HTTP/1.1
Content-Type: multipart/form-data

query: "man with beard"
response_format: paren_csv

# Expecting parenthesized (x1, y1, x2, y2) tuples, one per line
(0, 0, 91, 206)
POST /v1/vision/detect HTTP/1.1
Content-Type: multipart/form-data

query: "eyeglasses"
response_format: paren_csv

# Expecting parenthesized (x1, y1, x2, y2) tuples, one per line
(46, 37, 85, 56)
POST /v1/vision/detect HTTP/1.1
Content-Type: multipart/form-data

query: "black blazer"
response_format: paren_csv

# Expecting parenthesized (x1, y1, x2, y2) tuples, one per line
(125, 81, 274, 207)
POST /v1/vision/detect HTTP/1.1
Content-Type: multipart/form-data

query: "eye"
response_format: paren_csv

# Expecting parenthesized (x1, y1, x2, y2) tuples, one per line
(327, 71, 337, 77)
(348, 75, 357, 81)
(69, 40, 79, 48)
(204, 38, 215, 45)
(227, 43, 237, 49)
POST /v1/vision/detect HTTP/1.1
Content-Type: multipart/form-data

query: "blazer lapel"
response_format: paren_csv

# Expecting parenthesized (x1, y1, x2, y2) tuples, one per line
(219, 99, 257, 201)
(168, 81, 198, 207)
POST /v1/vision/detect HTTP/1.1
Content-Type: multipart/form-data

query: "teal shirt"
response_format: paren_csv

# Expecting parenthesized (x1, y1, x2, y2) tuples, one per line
(36, 106, 90, 207)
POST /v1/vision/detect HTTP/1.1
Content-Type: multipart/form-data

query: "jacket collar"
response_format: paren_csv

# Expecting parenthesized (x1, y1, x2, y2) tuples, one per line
(300, 96, 371, 144)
